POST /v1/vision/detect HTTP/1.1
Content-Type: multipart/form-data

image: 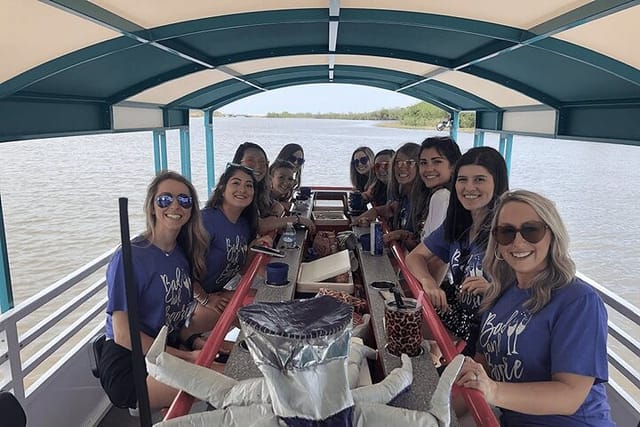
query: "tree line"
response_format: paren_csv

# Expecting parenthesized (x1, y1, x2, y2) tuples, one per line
(265, 102, 476, 128)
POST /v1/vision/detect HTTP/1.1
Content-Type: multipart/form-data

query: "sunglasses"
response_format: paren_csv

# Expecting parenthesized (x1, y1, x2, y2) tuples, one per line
(394, 159, 417, 168)
(288, 155, 305, 166)
(227, 162, 255, 175)
(352, 156, 370, 166)
(156, 193, 193, 209)
(374, 161, 390, 171)
(493, 221, 548, 245)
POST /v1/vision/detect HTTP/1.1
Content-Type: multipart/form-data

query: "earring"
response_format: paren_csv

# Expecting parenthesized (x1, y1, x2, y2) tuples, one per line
(494, 249, 504, 261)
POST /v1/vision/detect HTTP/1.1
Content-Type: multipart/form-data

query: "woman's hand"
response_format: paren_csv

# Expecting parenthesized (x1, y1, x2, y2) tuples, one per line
(457, 357, 497, 404)
(209, 290, 234, 314)
(383, 229, 411, 244)
(423, 286, 449, 312)
(183, 349, 202, 364)
(298, 216, 316, 233)
(460, 276, 490, 295)
(252, 234, 274, 248)
(353, 207, 377, 226)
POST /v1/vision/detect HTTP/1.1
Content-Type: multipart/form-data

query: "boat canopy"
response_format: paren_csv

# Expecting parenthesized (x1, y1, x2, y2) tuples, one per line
(1, 1, 639, 144)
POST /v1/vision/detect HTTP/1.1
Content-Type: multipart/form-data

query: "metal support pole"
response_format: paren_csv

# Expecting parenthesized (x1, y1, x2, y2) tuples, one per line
(159, 131, 168, 170)
(504, 134, 513, 176)
(204, 110, 215, 196)
(499, 134, 514, 176)
(0, 194, 14, 312)
(179, 127, 191, 181)
(153, 130, 168, 173)
(450, 110, 459, 142)
(473, 131, 485, 147)
(153, 130, 161, 174)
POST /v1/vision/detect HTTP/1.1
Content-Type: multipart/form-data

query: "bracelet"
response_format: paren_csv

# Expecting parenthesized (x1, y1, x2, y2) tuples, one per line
(194, 292, 209, 306)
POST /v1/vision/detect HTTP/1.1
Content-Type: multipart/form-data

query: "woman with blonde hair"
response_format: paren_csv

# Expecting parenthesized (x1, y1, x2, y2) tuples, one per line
(457, 190, 613, 426)
(100, 171, 207, 409)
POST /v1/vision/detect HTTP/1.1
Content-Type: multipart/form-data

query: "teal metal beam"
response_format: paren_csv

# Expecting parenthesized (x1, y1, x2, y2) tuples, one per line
(450, 111, 459, 142)
(179, 127, 191, 181)
(0, 195, 14, 312)
(499, 134, 514, 176)
(42, 0, 217, 69)
(153, 130, 168, 173)
(204, 111, 215, 196)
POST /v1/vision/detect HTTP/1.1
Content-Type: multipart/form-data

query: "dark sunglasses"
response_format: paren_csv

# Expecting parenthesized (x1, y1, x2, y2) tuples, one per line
(288, 155, 305, 166)
(227, 162, 255, 175)
(394, 159, 417, 168)
(156, 193, 193, 209)
(374, 161, 390, 171)
(493, 221, 548, 245)
(352, 156, 370, 166)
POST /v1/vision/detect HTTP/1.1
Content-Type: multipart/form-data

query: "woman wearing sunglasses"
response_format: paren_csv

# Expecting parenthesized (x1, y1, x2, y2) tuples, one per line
(275, 143, 305, 196)
(362, 149, 394, 206)
(457, 190, 613, 426)
(100, 171, 208, 409)
(349, 146, 375, 193)
(412, 136, 462, 240)
(406, 147, 509, 357)
(354, 143, 421, 248)
(184, 164, 272, 342)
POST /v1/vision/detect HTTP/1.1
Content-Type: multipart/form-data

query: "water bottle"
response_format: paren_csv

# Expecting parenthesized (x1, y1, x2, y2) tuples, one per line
(282, 222, 296, 249)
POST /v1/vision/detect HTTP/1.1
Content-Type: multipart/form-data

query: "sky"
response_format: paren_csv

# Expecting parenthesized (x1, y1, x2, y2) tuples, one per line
(217, 83, 421, 115)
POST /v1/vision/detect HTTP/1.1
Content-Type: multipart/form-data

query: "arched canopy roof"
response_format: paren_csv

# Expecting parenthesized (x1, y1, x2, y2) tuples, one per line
(1, 0, 639, 144)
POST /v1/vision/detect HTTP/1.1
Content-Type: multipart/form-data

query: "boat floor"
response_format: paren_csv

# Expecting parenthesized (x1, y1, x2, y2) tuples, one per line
(98, 401, 210, 426)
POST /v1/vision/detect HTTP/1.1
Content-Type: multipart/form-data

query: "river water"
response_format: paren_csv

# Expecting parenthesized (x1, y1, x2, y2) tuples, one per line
(2, 117, 638, 308)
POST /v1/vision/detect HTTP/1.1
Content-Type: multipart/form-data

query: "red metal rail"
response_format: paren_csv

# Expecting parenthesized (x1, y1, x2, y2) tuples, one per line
(383, 224, 500, 427)
(164, 249, 268, 420)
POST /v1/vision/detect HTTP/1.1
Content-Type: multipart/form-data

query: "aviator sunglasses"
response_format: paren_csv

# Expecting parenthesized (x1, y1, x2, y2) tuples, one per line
(493, 221, 548, 245)
(352, 156, 370, 166)
(394, 159, 417, 168)
(156, 193, 193, 209)
(288, 155, 305, 166)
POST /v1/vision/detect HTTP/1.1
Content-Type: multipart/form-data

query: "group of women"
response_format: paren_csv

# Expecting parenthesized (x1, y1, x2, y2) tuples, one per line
(350, 140, 613, 425)
(100, 134, 614, 425)
(99, 143, 315, 409)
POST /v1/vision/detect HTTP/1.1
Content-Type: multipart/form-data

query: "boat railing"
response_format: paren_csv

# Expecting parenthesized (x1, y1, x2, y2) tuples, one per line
(0, 247, 115, 401)
(577, 272, 640, 420)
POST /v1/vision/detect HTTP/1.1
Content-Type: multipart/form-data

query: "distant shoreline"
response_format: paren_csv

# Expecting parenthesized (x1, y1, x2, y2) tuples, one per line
(190, 112, 474, 132)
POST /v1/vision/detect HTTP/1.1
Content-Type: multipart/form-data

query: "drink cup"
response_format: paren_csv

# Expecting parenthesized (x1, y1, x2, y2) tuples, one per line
(384, 298, 422, 357)
(266, 262, 289, 285)
(349, 191, 364, 212)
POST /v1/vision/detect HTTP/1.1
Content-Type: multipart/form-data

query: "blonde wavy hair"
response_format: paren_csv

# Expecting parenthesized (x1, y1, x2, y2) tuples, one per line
(143, 170, 209, 283)
(482, 190, 575, 314)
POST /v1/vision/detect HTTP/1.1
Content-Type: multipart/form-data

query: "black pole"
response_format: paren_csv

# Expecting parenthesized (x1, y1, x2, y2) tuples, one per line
(119, 198, 152, 426)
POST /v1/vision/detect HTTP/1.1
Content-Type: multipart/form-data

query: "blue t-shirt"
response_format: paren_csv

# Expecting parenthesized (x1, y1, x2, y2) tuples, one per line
(478, 277, 613, 426)
(105, 240, 193, 340)
(201, 207, 252, 293)
(423, 225, 485, 343)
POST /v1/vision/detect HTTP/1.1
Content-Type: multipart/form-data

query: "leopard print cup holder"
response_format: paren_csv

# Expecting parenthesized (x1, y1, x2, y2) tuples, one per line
(384, 298, 424, 358)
